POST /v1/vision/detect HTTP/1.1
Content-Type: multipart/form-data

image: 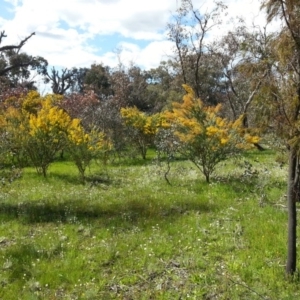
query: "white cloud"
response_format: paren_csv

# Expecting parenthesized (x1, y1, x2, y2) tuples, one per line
(3, 0, 21, 6)
(0, 0, 275, 73)
(0, 17, 5, 27)
(136, 41, 174, 69)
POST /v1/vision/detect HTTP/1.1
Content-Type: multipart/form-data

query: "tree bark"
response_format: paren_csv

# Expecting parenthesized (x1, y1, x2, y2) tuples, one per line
(286, 148, 298, 275)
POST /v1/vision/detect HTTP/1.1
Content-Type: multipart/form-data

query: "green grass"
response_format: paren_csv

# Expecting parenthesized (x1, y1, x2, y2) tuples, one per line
(0, 150, 298, 299)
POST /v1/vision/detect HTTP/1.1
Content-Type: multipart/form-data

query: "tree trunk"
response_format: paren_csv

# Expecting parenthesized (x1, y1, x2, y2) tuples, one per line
(286, 148, 298, 275)
(204, 170, 210, 183)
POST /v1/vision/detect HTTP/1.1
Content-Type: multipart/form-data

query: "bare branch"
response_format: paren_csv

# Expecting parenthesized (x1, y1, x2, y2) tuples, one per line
(0, 31, 7, 45)
(0, 32, 35, 52)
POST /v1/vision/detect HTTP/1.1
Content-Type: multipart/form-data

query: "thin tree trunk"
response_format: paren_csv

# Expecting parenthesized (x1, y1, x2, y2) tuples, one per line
(286, 148, 298, 275)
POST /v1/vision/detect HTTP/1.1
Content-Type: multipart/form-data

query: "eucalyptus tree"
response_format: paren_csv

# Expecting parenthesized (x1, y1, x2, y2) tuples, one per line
(0, 31, 47, 89)
(260, 0, 300, 275)
(146, 60, 182, 111)
(212, 25, 273, 126)
(84, 63, 112, 99)
(167, 0, 227, 105)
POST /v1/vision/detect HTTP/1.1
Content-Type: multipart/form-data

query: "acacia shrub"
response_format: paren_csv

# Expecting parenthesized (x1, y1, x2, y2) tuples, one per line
(120, 106, 163, 159)
(162, 85, 260, 182)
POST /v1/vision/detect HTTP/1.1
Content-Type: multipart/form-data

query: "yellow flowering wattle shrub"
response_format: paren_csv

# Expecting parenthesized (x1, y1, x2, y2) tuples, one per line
(0, 106, 29, 166)
(0, 90, 111, 179)
(67, 122, 111, 181)
(163, 84, 260, 182)
(21, 90, 43, 115)
(29, 100, 72, 135)
(120, 106, 163, 159)
(26, 98, 73, 176)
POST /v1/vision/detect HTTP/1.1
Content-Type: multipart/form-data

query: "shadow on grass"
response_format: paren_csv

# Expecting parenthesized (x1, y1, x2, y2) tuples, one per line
(0, 196, 215, 227)
(23, 171, 115, 187)
(47, 172, 82, 185)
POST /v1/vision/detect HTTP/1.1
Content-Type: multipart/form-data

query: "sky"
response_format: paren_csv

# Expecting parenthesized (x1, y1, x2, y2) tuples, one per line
(0, 0, 269, 72)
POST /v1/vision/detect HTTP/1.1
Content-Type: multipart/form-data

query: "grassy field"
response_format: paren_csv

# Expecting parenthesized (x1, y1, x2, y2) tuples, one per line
(0, 150, 298, 299)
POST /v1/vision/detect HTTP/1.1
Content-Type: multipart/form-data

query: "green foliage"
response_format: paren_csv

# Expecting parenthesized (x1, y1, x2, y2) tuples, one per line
(84, 63, 111, 98)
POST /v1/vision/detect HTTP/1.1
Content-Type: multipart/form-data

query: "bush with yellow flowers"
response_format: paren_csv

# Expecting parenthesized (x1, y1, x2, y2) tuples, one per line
(67, 121, 111, 181)
(0, 91, 68, 173)
(0, 90, 44, 167)
(0, 90, 111, 179)
(26, 98, 73, 176)
(120, 106, 163, 159)
(163, 85, 260, 182)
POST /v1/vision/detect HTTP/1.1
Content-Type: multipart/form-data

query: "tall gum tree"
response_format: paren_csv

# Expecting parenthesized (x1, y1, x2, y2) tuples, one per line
(212, 25, 272, 125)
(0, 31, 47, 89)
(261, 0, 300, 275)
(167, 0, 227, 105)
